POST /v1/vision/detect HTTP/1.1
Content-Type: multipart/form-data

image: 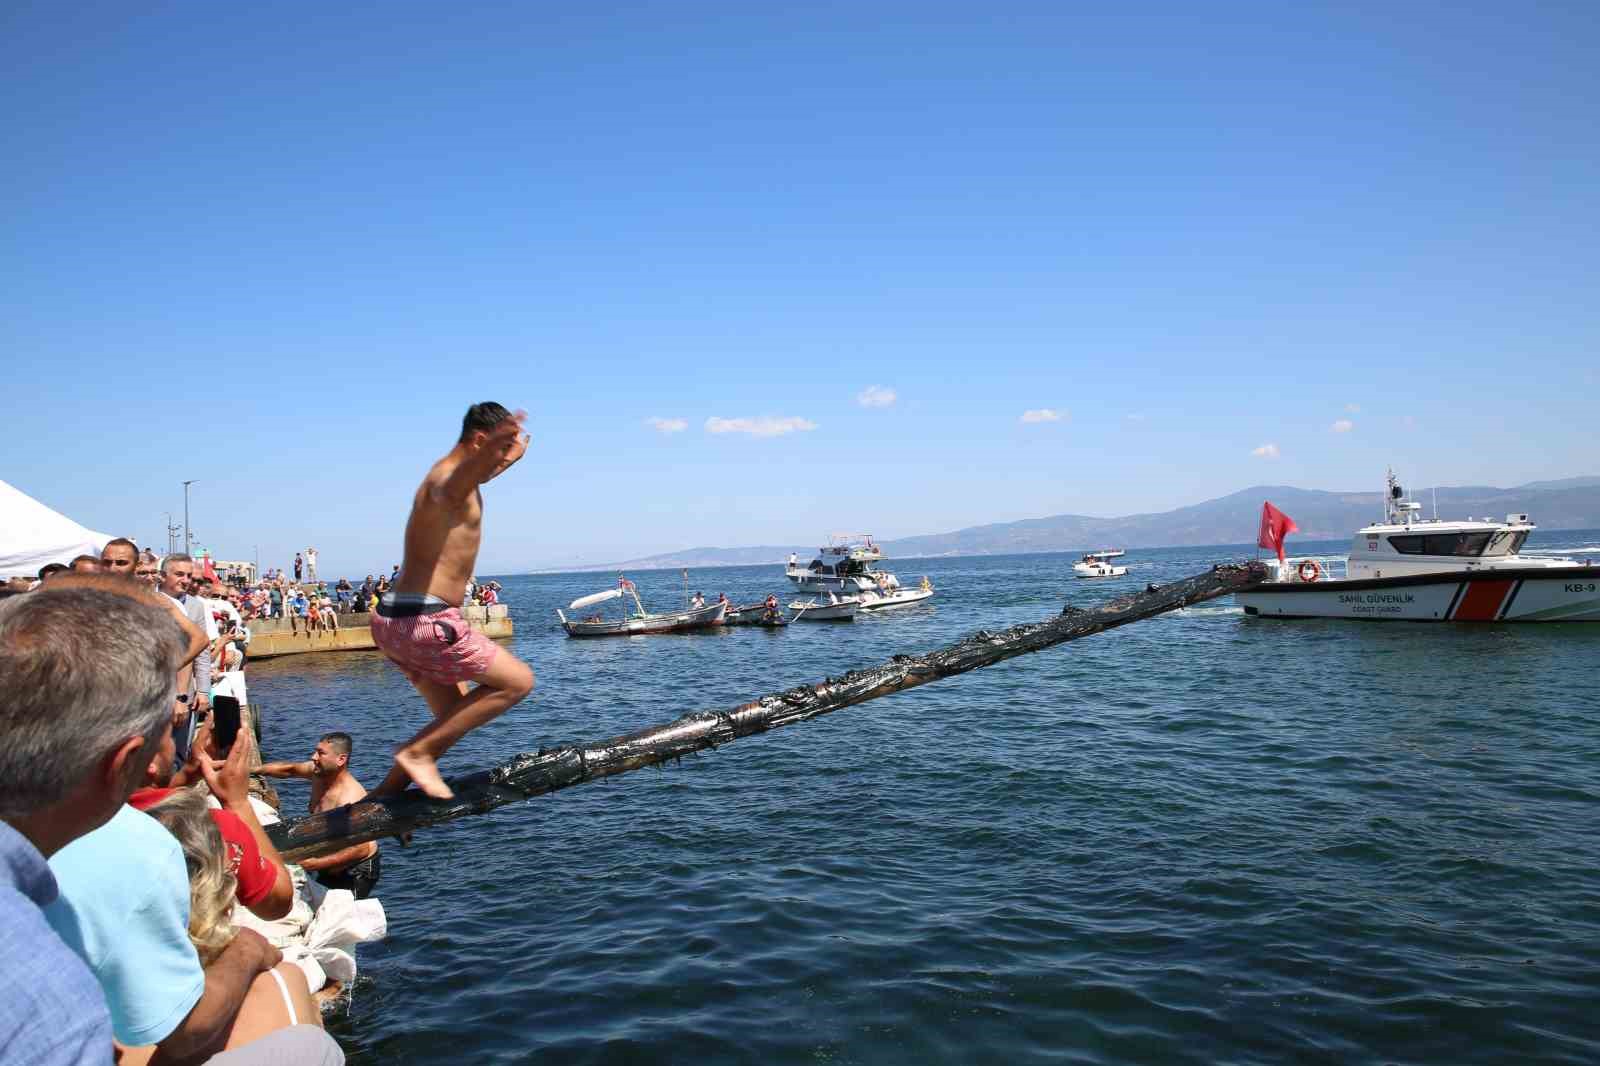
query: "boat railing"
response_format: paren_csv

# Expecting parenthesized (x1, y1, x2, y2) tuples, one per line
(1271, 555, 1349, 584)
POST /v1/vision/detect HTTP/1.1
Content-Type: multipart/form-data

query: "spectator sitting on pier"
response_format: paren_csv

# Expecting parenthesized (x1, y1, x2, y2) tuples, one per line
(319, 594, 339, 632)
(259, 733, 381, 899)
(0, 585, 180, 1063)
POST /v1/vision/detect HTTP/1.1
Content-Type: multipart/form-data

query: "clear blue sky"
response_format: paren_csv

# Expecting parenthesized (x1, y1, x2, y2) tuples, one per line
(4, 2, 1596, 574)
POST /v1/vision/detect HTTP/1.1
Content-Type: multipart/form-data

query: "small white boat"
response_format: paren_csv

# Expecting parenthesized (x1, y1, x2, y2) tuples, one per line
(1073, 551, 1129, 578)
(857, 576, 936, 612)
(558, 578, 727, 637)
(789, 596, 860, 621)
(1237, 470, 1600, 623)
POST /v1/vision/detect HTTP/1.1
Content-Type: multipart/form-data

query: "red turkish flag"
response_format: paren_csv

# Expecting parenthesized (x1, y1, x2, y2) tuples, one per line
(1257, 501, 1299, 563)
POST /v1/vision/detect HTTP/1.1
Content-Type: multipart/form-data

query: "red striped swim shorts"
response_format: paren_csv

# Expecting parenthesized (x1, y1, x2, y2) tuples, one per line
(370, 604, 500, 686)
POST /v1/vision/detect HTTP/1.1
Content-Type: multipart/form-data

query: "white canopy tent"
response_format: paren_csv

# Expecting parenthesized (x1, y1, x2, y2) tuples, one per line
(0, 479, 119, 580)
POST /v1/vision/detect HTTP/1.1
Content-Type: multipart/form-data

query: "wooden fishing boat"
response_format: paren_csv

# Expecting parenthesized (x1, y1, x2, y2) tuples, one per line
(723, 599, 790, 627)
(557, 578, 727, 637)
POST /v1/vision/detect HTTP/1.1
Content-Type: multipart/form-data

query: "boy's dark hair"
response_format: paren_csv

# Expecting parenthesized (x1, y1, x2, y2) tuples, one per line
(320, 731, 354, 756)
(461, 402, 512, 442)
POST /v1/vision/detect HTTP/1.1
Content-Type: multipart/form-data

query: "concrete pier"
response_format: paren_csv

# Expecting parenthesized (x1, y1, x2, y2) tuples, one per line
(246, 604, 513, 660)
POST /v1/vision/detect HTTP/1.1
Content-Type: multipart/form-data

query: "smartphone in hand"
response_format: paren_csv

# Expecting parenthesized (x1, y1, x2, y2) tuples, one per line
(211, 695, 243, 752)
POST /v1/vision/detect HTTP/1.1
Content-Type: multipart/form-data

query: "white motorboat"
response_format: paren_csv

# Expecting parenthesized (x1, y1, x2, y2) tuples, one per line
(1073, 551, 1129, 578)
(857, 576, 936, 612)
(1236, 470, 1600, 623)
(788, 595, 860, 621)
(786, 534, 890, 593)
(786, 534, 936, 608)
(557, 578, 727, 636)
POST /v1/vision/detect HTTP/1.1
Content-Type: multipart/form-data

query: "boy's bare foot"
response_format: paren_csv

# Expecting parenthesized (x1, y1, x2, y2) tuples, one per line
(391, 748, 454, 800)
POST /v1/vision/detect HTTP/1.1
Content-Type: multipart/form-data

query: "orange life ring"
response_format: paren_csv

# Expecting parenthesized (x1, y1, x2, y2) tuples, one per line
(1297, 559, 1321, 583)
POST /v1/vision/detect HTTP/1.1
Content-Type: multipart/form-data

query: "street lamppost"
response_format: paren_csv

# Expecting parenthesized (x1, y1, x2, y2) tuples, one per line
(164, 512, 180, 555)
(182, 480, 198, 554)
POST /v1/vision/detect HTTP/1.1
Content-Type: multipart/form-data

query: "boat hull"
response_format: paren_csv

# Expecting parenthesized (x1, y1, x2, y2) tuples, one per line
(561, 602, 727, 637)
(789, 600, 859, 621)
(1236, 567, 1600, 622)
(1074, 564, 1128, 578)
(856, 587, 934, 612)
(724, 604, 790, 627)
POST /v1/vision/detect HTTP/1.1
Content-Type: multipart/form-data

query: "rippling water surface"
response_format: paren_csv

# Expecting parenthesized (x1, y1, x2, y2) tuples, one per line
(250, 536, 1600, 1065)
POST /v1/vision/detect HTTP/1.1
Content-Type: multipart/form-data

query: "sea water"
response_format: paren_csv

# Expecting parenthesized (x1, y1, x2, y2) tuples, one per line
(249, 533, 1600, 1065)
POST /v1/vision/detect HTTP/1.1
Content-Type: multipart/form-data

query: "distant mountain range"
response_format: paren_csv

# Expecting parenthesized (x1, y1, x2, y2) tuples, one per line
(543, 476, 1600, 573)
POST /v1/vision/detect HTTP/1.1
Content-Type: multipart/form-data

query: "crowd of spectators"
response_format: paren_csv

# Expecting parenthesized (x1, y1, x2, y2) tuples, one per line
(1, 541, 356, 1064)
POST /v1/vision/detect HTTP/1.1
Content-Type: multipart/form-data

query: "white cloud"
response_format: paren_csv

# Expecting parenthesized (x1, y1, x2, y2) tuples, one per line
(646, 417, 687, 434)
(1344, 403, 1361, 413)
(1020, 408, 1063, 424)
(857, 385, 896, 408)
(1252, 443, 1281, 459)
(704, 415, 817, 438)
(1331, 419, 1355, 433)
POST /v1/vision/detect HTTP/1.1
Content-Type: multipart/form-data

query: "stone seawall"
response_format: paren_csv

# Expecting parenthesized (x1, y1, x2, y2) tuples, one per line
(246, 604, 513, 660)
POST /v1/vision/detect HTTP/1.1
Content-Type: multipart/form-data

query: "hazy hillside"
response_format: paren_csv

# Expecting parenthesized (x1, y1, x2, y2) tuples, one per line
(550, 479, 1600, 572)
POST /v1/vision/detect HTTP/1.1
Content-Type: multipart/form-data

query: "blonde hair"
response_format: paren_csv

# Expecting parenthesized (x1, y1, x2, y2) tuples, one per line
(147, 789, 237, 966)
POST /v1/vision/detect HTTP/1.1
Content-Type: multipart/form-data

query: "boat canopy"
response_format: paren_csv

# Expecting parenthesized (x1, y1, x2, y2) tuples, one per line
(569, 588, 623, 610)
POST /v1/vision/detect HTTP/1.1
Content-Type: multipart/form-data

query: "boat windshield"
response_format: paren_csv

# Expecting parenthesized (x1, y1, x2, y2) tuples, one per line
(1387, 531, 1495, 557)
(1483, 530, 1530, 556)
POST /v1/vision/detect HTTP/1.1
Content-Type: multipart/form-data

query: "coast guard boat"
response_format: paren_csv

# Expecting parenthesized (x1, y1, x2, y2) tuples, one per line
(1237, 472, 1599, 622)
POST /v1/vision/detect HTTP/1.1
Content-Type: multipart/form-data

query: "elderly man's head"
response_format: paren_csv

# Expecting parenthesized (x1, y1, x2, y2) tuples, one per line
(0, 582, 183, 849)
(99, 538, 140, 576)
(159, 554, 194, 598)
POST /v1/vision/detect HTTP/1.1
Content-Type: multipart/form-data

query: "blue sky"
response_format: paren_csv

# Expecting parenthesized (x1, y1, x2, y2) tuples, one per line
(4, 2, 1596, 573)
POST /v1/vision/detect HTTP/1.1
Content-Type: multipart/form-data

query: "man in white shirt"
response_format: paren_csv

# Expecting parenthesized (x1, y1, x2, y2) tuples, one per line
(304, 548, 318, 582)
(157, 556, 212, 746)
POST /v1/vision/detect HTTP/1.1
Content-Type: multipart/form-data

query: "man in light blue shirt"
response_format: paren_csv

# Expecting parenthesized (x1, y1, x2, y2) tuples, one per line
(46, 804, 209, 1046)
(0, 583, 188, 1064)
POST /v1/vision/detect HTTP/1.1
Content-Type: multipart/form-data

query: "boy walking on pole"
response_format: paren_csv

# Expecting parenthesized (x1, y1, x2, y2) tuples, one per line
(370, 403, 535, 798)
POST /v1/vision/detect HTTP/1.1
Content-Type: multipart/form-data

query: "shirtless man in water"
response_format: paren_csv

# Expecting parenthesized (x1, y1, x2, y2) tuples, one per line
(259, 732, 383, 898)
(370, 402, 535, 798)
